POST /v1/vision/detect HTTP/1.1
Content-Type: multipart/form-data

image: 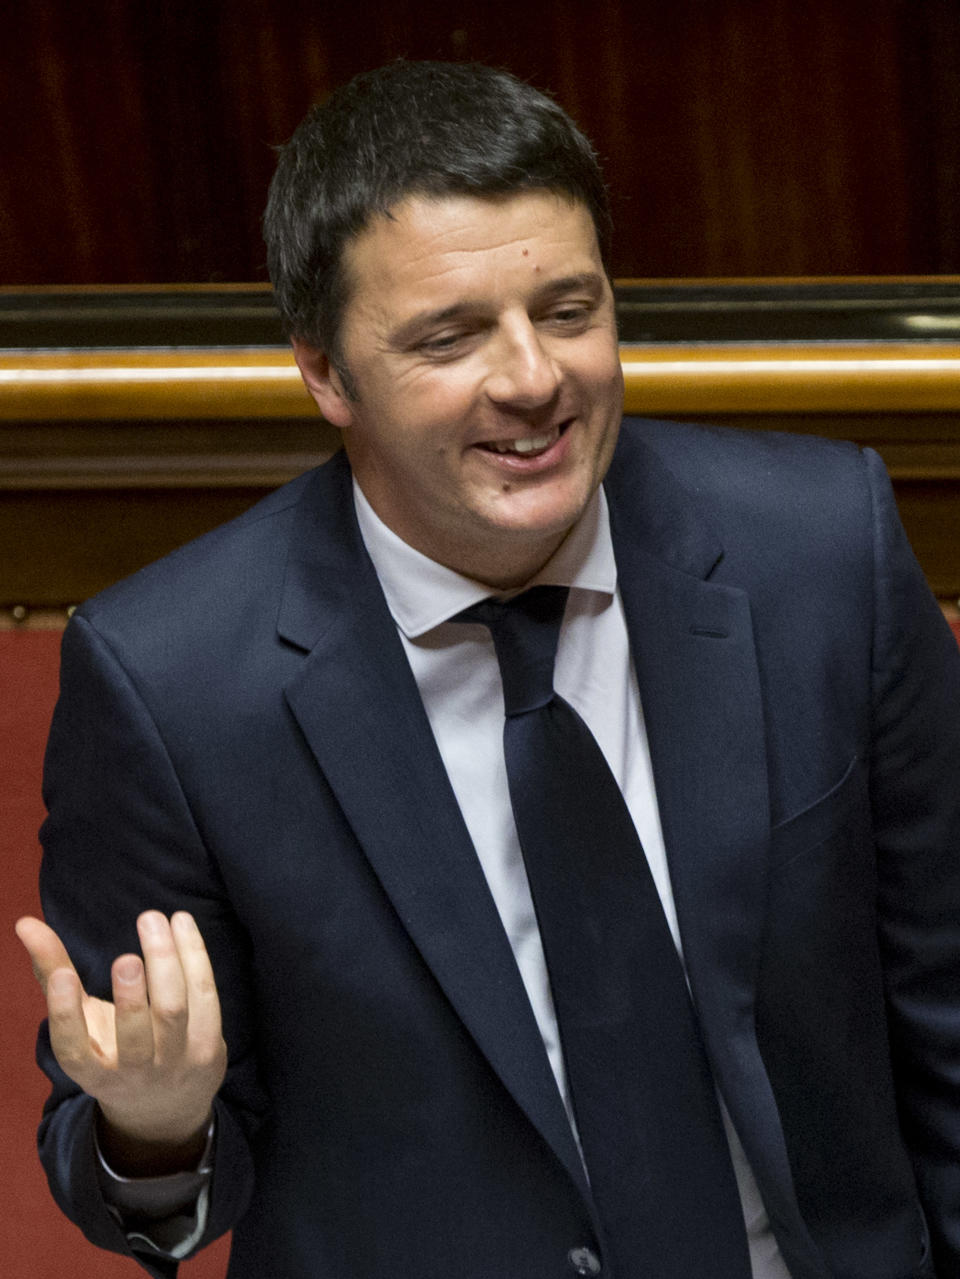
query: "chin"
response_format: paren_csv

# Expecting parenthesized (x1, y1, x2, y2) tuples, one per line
(493, 491, 591, 537)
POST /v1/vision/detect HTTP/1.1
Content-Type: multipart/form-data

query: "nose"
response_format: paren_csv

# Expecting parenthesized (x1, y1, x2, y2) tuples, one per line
(484, 317, 561, 409)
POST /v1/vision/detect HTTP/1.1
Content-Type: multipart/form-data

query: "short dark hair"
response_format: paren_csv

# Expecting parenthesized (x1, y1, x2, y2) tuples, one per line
(263, 60, 611, 374)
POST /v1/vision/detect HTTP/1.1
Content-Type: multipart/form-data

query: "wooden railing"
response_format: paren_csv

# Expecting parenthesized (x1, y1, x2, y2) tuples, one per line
(2, 281, 959, 619)
(3, 340, 960, 420)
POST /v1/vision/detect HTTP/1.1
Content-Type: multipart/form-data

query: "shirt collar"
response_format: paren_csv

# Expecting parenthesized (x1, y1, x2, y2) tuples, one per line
(353, 479, 618, 639)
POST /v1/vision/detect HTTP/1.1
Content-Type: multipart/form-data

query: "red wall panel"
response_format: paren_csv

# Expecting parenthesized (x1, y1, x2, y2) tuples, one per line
(0, 630, 230, 1277)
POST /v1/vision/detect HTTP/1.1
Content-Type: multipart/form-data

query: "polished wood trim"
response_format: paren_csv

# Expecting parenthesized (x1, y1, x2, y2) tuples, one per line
(0, 282, 275, 296)
(0, 607, 73, 631)
(620, 343, 960, 414)
(0, 350, 312, 421)
(614, 275, 960, 287)
(4, 342, 960, 421)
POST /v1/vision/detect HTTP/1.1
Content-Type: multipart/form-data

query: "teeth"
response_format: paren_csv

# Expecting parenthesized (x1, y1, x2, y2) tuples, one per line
(489, 429, 557, 455)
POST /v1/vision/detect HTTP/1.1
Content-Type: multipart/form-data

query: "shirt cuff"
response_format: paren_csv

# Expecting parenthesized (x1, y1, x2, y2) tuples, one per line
(95, 1116, 214, 1260)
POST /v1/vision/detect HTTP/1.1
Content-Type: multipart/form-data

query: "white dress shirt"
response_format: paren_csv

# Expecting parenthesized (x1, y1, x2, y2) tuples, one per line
(355, 480, 792, 1279)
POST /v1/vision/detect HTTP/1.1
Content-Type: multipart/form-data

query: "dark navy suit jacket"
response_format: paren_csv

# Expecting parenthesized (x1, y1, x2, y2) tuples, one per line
(36, 419, 960, 1278)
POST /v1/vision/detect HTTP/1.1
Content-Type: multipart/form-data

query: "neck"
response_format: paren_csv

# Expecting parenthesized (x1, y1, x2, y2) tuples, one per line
(446, 531, 573, 591)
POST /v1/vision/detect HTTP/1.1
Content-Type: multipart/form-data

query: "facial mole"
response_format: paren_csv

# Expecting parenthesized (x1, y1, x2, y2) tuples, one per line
(522, 248, 529, 256)
(501, 481, 512, 492)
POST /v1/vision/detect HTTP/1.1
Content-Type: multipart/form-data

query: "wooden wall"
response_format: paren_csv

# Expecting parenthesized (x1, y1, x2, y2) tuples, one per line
(3, 0, 960, 286)
(3, 3, 959, 608)
(3, 282, 960, 614)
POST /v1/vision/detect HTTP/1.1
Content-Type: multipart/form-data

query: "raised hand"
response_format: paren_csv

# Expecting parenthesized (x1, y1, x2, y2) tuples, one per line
(16, 909, 227, 1175)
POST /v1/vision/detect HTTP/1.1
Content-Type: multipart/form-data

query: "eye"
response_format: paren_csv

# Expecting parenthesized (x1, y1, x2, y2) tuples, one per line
(414, 326, 488, 361)
(541, 301, 593, 330)
(419, 332, 463, 354)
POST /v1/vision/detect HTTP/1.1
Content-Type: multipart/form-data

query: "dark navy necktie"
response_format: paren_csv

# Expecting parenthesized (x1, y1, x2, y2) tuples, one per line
(458, 584, 751, 1278)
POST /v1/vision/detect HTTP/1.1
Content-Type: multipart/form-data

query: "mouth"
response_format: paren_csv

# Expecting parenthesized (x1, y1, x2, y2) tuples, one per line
(477, 421, 569, 459)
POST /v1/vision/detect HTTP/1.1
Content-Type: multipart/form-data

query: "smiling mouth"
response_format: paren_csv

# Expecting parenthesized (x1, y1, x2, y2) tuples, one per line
(479, 422, 568, 457)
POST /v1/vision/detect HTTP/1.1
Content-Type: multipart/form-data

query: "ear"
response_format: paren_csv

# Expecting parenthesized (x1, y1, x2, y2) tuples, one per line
(291, 339, 355, 430)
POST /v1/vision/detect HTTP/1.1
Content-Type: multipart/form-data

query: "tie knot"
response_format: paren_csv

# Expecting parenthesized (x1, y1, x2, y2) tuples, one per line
(457, 584, 569, 716)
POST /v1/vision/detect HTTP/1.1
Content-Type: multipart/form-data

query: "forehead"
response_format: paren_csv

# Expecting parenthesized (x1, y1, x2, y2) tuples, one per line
(339, 191, 604, 320)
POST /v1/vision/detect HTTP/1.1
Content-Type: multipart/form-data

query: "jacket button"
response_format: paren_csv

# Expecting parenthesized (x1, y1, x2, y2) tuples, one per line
(567, 1245, 602, 1275)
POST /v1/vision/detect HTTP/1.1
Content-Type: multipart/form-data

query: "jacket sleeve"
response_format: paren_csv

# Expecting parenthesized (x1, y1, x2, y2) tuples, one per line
(866, 447, 960, 1270)
(36, 612, 268, 1275)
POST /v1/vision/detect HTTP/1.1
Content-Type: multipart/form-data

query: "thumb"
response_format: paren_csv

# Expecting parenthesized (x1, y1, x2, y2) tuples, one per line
(15, 916, 80, 993)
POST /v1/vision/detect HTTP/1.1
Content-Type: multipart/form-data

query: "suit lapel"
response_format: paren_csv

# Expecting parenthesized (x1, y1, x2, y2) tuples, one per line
(604, 429, 826, 1267)
(276, 455, 588, 1198)
(604, 428, 770, 1042)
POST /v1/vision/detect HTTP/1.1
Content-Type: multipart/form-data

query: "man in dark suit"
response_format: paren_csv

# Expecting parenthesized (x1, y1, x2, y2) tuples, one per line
(18, 61, 960, 1279)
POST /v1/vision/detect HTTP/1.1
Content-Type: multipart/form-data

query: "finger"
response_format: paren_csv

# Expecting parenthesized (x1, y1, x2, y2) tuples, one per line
(18, 916, 123, 1088)
(171, 912, 224, 1055)
(15, 916, 80, 993)
(137, 911, 189, 1063)
(112, 952, 155, 1068)
(45, 966, 103, 1086)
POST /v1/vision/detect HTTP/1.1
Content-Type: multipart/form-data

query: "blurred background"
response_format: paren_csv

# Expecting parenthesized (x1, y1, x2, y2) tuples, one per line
(2, 0, 958, 285)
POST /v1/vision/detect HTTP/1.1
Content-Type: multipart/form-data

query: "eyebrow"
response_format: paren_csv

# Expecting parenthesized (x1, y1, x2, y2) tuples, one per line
(390, 272, 607, 348)
(532, 272, 607, 304)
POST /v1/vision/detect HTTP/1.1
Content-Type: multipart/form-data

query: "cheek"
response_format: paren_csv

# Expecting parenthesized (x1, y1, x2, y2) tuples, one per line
(581, 331, 624, 381)
(595, 350, 625, 391)
(408, 360, 483, 413)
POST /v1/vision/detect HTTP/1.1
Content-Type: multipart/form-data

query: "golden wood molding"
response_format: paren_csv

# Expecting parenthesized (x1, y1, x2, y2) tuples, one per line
(0, 349, 313, 421)
(619, 343, 960, 414)
(0, 606, 73, 631)
(3, 342, 960, 421)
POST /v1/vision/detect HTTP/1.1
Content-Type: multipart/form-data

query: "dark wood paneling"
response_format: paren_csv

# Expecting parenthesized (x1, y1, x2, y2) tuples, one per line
(3, 1, 960, 286)
(1, 486, 276, 606)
